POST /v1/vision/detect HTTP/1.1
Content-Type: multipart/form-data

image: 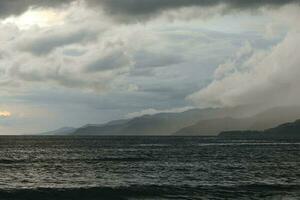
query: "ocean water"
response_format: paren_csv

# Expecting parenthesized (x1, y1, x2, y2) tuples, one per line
(0, 136, 299, 200)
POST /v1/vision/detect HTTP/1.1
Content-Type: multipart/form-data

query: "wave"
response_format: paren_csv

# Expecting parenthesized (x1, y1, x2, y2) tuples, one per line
(198, 142, 300, 146)
(0, 184, 299, 200)
(0, 159, 26, 164)
(135, 144, 171, 147)
(0, 157, 153, 165)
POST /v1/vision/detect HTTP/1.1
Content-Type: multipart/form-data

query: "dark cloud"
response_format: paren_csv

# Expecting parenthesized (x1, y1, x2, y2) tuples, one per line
(20, 29, 98, 55)
(88, 0, 300, 21)
(8, 62, 109, 91)
(1, 0, 299, 20)
(127, 51, 183, 77)
(85, 50, 131, 73)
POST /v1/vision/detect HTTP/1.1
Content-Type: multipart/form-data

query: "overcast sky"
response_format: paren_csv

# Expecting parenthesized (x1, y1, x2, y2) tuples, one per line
(0, 0, 299, 134)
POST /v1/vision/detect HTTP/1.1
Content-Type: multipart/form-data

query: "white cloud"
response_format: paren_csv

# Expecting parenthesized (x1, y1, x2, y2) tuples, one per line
(0, 3, 135, 93)
(213, 41, 253, 80)
(126, 106, 194, 118)
(188, 5, 300, 109)
(0, 4, 228, 95)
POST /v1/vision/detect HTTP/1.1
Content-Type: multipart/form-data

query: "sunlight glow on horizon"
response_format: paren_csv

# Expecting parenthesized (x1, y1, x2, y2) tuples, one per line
(0, 111, 11, 117)
(1, 8, 66, 29)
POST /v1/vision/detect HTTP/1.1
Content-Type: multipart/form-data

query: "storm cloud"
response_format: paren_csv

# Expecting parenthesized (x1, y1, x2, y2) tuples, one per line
(95, 0, 300, 19)
(1, 0, 300, 20)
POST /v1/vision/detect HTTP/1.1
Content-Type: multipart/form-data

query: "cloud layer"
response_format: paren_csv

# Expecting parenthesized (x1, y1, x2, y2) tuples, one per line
(1, 0, 300, 20)
(188, 5, 300, 109)
(94, 0, 300, 21)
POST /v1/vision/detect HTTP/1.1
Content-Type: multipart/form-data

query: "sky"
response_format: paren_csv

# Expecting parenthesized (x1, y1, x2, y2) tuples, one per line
(0, 0, 299, 134)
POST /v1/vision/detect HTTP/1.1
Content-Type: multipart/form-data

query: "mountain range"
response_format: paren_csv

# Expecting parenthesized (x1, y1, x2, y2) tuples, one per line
(174, 106, 300, 135)
(39, 106, 300, 137)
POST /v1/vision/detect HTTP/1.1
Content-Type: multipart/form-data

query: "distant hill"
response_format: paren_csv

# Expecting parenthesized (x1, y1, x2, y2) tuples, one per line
(72, 106, 257, 135)
(218, 119, 300, 139)
(39, 127, 76, 135)
(248, 106, 300, 130)
(174, 106, 300, 136)
(72, 109, 212, 135)
(40, 106, 300, 136)
(174, 117, 253, 136)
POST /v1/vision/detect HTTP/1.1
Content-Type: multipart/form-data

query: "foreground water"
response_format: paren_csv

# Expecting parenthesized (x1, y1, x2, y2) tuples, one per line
(0, 136, 299, 199)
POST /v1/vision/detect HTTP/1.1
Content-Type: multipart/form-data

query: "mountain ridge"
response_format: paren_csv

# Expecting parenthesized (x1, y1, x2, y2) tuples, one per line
(71, 105, 262, 135)
(39, 127, 77, 135)
(218, 119, 300, 139)
(174, 106, 300, 136)
(38, 106, 300, 136)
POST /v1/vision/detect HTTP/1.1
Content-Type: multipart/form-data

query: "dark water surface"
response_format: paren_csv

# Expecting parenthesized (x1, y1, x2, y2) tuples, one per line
(0, 136, 299, 199)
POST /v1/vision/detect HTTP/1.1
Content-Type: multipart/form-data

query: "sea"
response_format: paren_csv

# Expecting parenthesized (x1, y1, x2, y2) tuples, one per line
(0, 136, 299, 200)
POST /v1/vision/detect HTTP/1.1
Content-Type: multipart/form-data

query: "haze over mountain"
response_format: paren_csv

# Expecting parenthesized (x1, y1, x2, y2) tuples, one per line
(72, 108, 215, 135)
(69, 105, 266, 135)
(39, 106, 300, 136)
(175, 106, 300, 136)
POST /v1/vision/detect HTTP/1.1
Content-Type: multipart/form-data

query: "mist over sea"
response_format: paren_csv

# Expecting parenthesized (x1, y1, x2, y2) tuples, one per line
(0, 136, 299, 199)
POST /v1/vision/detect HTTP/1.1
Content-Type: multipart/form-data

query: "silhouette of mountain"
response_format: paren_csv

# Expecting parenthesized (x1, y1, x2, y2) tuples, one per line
(40, 106, 300, 136)
(174, 117, 253, 136)
(218, 119, 300, 139)
(39, 127, 76, 135)
(72, 109, 209, 135)
(71, 106, 257, 135)
(174, 106, 300, 136)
